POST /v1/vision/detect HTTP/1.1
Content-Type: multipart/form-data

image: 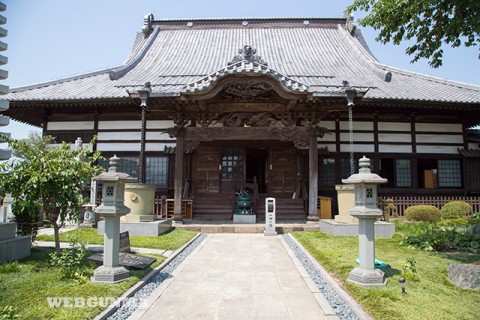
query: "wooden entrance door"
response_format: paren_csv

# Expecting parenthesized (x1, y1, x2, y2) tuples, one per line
(194, 146, 221, 193)
(269, 146, 297, 194)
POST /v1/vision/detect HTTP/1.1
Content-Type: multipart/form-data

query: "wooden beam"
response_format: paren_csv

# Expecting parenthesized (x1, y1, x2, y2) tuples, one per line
(183, 126, 309, 142)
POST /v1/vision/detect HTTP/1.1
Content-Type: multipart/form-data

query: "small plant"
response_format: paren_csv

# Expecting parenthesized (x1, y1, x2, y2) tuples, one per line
(440, 201, 472, 219)
(49, 235, 90, 282)
(401, 222, 480, 253)
(405, 205, 441, 222)
(401, 257, 419, 282)
(0, 262, 19, 274)
(0, 305, 18, 320)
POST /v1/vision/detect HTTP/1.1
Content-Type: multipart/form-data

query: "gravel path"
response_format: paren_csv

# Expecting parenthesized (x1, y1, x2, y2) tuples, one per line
(282, 234, 358, 320)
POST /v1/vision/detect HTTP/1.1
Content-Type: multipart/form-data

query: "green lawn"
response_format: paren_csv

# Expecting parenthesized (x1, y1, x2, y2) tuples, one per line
(0, 248, 165, 320)
(293, 228, 480, 320)
(0, 228, 198, 319)
(36, 228, 197, 250)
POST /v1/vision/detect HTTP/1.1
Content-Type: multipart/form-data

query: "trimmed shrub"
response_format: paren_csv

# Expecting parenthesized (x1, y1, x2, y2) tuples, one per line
(405, 205, 441, 222)
(440, 201, 472, 219)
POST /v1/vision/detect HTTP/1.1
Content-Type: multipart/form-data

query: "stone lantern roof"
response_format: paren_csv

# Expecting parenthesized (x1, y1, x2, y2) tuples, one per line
(94, 155, 137, 183)
(342, 156, 387, 184)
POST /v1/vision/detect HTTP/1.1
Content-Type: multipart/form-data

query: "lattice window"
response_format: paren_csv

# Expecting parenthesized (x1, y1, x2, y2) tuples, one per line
(146, 157, 168, 187)
(438, 160, 462, 188)
(395, 159, 412, 187)
(322, 158, 335, 187)
(222, 148, 244, 179)
(98, 157, 139, 181)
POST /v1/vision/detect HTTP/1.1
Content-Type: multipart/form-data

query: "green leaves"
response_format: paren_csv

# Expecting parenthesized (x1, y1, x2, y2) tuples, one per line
(347, 0, 480, 67)
(0, 133, 104, 252)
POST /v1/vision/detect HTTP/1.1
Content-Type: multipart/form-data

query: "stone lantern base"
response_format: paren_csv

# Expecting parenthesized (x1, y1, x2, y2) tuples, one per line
(92, 265, 130, 284)
(347, 267, 387, 287)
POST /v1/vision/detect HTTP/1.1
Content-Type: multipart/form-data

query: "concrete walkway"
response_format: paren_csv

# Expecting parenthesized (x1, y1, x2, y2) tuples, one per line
(130, 234, 339, 320)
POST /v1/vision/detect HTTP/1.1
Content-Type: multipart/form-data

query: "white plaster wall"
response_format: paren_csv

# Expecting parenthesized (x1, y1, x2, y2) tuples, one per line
(97, 132, 141, 141)
(96, 143, 140, 152)
(146, 143, 176, 152)
(378, 144, 413, 153)
(146, 120, 176, 129)
(340, 144, 374, 153)
(47, 121, 94, 131)
(416, 123, 462, 133)
(378, 133, 412, 143)
(378, 122, 411, 131)
(340, 132, 374, 142)
(98, 120, 141, 130)
(146, 132, 175, 140)
(416, 145, 460, 154)
(318, 133, 336, 142)
(319, 121, 336, 130)
(416, 134, 463, 144)
(339, 121, 373, 131)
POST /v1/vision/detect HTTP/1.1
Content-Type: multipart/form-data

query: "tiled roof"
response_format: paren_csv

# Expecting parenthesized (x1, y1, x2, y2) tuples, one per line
(3, 17, 480, 104)
(458, 148, 480, 158)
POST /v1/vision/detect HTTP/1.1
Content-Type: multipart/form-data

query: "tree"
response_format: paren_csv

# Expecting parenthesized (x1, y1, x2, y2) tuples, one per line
(347, 0, 480, 67)
(0, 133, 104, 255)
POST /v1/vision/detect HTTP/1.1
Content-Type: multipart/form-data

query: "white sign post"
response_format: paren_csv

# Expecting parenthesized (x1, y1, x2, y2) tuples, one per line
(264, 197, 277, 236)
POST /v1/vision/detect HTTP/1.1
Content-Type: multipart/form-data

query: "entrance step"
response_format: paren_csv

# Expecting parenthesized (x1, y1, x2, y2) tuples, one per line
(191, 194, 307, 221)
(174, 221, 318, 233)
(192, 193, 233, 221)
(256, 196, 306, 220)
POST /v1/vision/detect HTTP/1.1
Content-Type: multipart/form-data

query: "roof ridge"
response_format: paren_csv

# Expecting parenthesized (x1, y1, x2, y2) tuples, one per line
(151, 17, 347, 22)
(9, 67, 117, 93)
(109, 27, 161, 81)
(373, 62, 480, 91)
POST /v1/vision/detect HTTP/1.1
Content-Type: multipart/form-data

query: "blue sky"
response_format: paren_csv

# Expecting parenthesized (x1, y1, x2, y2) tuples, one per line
(2, 0, 479, 139)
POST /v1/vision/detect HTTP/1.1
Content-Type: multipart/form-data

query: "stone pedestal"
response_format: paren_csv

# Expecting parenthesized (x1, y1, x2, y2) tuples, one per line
(122, 183, 156, 222)
(347, 267, 387, 287)
(233, 214, 256, 224)
(93, 216, 129, 283)
(334, 184, 358, 223)
(0, 222, 31, 263)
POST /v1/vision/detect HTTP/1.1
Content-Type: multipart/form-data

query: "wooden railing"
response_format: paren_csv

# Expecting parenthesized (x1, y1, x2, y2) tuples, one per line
(384, 196, 480, 217)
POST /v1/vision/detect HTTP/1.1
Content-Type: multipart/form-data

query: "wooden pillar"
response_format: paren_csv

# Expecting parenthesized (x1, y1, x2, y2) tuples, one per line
(174, 135, 184, 221)
(308, 133, 319, 221)
(92, 111, 99, 152)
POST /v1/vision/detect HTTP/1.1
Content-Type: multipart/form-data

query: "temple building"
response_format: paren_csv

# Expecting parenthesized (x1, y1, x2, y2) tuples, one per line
(3, 16, 480, 221)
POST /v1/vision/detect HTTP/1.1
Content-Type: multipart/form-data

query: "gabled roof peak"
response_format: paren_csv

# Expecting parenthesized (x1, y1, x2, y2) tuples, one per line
(182, 60, 309, 95)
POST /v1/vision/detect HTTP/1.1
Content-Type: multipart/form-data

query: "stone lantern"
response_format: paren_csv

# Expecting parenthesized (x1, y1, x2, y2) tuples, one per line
(342, 156, 388, 287)
(92, 155, 136, 283)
